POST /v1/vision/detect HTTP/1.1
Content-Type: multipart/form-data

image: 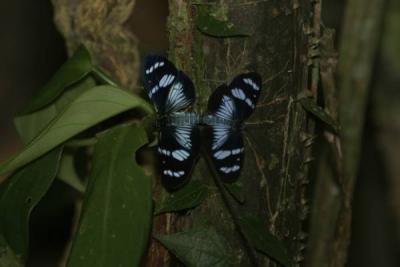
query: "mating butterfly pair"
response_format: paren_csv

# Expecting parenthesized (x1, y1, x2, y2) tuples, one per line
(143, 55, 261, 191)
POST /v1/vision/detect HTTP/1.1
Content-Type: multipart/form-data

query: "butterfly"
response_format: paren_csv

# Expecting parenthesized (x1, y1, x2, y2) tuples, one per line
(143, 55, 200, 191)
(205, 73, 262, 183)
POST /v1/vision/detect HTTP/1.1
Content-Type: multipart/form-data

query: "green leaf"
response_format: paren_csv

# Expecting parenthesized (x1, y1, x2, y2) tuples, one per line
(224, 181, 245, 204)
(154, 180, 208, 215)
(67, 124, 152, 267)
(0, 148, 62, 259)
(299, 97, 339, 133)
(238, 216, 292, 267)
(57, 153, 85, 193)
(21, 46, 93, 114)
(0, 235, 23, 267)
(196, 11, 249, 38)
(156, 227, 232, 267)
(0, 85, 153, 176)
(14, 77, 96, 143)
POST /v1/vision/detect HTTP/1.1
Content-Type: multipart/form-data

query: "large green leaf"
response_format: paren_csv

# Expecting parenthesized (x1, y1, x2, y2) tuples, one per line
(238, 216, 292, 267)
(0, 85, 153, 176)
(21, 46, 93, 114)
(0, 148, 62, 260)
(67, 124, 152, 267)
(154, 180, 208, 215)
(15, 77, 96, 143)
(156, 227, 232, 267)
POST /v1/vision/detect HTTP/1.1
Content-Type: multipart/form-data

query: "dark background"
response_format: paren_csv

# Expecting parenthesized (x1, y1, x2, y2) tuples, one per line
(0, 0, 399, 266)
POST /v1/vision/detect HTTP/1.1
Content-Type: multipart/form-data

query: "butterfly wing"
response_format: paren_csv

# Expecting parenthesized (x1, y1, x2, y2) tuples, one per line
(143, 55, 177, 113)
(164, 71, 195, 113)
(207, 85, 243, 182)
(228, 72, 262, 121)
(207, 73, 262, 182)
(208, 125, 244, 183)
(144, 55, 199, 190)
(143, 55, 195, 114)
(158, 124, 200, 191)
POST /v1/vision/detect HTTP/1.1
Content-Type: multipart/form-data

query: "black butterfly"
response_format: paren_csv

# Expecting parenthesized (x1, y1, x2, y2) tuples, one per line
(143, 55, 200, 191)
(205, 73, 262, 183)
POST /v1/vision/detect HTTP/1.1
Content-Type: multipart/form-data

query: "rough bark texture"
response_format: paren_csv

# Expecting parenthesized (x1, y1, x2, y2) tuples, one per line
(306, 28, 343, 267)
(158, 0, 314, 266)
(51, 0, 140, 91)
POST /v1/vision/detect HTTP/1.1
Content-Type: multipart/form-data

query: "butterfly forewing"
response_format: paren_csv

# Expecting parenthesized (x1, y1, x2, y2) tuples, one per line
(158, 124, 200, 191)
(164, 71, 195, 113)
(143, 55, 176, 113)
(228, 72, 262, 121)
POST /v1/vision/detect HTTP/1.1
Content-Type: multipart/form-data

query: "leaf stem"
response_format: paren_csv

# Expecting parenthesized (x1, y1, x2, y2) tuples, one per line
(201, 147, 260, 267)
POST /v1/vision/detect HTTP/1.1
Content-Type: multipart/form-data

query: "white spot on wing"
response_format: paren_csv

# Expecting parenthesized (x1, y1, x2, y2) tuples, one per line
(159, 74, 175, 88)
(174, 126, 193, 150)
(220, 165, 241, 174)
(147, 61, 165, 74)
(243, 78, 259, 91)
(163, 169, 185, 178)
(148, 85, 160, 98)
(172, 149, 190, 161)
(214, 150, 231, 160)
(158, 147, 171, 156)
(213, 148, 243, 159)
(231, 88, 246, 100)
(245, 98, 254, 108)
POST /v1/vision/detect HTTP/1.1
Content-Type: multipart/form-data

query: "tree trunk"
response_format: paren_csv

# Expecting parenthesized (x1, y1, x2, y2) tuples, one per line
(151, 1, 314, 266)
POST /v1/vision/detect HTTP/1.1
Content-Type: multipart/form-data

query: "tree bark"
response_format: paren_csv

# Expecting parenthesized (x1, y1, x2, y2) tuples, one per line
(156, 0, 314, 266)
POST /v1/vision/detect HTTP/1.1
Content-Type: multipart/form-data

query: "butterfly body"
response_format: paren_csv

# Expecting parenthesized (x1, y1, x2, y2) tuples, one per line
(156, 112, 200, 128)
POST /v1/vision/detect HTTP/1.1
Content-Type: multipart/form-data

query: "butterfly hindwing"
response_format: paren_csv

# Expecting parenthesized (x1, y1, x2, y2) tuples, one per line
(158, 124, 200, 191)
(208, 125, 244, 182)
